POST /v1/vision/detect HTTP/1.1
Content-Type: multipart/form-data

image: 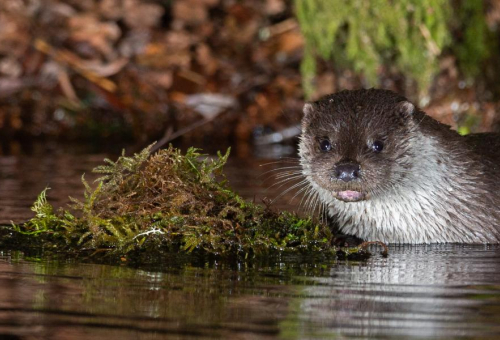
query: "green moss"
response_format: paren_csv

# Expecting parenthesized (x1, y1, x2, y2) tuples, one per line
(5, 145, 372, 261)
(296, 0, 491, 97)
(457, 112, 481, 136)
(453, 1, 491, 80)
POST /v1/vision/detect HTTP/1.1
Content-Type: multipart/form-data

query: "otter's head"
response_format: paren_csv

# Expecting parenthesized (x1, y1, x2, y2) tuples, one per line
(298, 89, 419, 202)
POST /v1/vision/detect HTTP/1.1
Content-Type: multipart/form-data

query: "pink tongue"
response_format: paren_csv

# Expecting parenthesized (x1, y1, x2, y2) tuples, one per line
(338, 190, 363, 201)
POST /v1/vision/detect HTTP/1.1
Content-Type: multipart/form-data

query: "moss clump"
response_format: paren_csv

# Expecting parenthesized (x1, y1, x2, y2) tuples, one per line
(5, 145, 369, 260)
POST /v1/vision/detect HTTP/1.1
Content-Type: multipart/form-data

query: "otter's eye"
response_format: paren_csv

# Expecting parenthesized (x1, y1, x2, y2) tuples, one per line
(319, 139, 332, 152)
(372, 141, 384, 153)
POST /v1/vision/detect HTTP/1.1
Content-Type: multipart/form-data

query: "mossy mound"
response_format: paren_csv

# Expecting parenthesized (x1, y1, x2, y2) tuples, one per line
(4, 145, 373, 261)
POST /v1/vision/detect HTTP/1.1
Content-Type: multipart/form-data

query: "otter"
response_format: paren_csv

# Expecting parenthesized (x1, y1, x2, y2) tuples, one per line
(298, 89, 500, 244)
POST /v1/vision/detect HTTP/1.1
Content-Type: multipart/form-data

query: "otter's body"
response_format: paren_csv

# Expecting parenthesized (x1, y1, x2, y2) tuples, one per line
(298, 89, 500, 244)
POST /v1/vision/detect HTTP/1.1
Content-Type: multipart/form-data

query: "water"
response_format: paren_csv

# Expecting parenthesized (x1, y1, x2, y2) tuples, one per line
(1, 150, 500, 339)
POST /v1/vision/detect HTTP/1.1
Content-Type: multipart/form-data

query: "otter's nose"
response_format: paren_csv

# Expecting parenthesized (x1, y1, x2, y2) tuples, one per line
(334, 162, 360, 182)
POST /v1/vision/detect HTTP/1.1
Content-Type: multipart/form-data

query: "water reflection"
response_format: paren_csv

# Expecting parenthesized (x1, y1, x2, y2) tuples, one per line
(301, 245, 500, 339)
(0, 153, 106, 224)
(0, 247, 499, 339)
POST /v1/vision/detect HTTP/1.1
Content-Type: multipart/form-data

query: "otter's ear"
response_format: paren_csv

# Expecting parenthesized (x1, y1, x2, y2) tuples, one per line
(397, 101, 415, 118)
(303, 103, 315, 117)
(301, 103, 317, 129)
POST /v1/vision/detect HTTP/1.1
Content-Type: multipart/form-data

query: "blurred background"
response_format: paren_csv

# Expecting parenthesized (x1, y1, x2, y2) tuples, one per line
(1, 0, 500, 157)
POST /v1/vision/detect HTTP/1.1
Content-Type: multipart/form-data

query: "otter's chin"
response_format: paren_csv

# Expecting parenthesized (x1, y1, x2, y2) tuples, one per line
(335, 190, 366, 202)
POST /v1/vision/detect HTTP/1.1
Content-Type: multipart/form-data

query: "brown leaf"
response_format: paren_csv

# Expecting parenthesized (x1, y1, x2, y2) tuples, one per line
(278, 31, 304, 54)
(99, 0, 124, 20)
(184, 93, 238, 119)
(265, 0, 286, 15)
(173, 0, 209, 25)
(124, 0, 164, 29)
(68, 14, 121, 57)
(0, 13, 30, 57)
(196, 44, 218, 76)
(82, 58, 129, 77)
(145, 70, 173, 89)
(137, 43, 191, 69)
(0, 57, 22, 77)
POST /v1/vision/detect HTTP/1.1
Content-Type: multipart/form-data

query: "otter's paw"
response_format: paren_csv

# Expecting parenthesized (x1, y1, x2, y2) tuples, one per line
(333, 234, 364, 247)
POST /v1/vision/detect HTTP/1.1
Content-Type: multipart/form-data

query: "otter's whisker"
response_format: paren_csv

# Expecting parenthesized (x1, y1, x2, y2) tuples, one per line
(260, 172, 303, 184)
(308, 193, 320, 216)
(312, 194, 322, 216)
(270, 180, 309, 204)
(271, 170, 303, 179)
(258, 166, 303, 178)
(259, 159, 300, 167)
(271, 173, 303, 183)
(298, 186, 314, 212)
(289, 183, 310, 203)
(266, 175, 306, 190)
(320, 201, 328, 224)
(302, 190, 317, 216)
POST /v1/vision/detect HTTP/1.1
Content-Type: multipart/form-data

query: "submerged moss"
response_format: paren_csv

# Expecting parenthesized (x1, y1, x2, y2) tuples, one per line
(5, 145, 372, 261)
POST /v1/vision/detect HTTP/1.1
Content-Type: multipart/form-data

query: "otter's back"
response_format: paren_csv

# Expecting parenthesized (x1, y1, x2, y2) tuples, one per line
(464, 133, 500, 167)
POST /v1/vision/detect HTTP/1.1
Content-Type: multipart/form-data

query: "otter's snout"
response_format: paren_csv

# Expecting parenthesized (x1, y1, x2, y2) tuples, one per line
(334, 162, 360, 182)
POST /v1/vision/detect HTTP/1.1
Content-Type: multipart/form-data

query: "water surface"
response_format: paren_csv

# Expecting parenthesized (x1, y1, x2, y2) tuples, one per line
(0, 150, 499, 339)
